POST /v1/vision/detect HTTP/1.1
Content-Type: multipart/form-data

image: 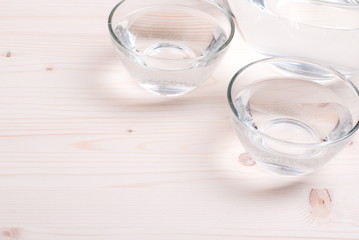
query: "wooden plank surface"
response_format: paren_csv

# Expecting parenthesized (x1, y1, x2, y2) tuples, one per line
(0, 0, 359, 239)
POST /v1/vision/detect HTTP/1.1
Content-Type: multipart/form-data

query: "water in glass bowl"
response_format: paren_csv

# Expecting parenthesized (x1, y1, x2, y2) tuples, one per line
(234, 78, 353, 162)
(114, 6, 227, 95)
(231, 0, 359, 75)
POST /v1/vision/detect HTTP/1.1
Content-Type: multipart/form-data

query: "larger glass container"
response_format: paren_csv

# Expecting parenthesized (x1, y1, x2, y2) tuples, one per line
(226, 0, 359, 77)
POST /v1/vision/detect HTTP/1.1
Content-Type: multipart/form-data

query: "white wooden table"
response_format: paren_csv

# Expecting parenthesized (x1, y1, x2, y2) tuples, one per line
(1, 0, 359, 239)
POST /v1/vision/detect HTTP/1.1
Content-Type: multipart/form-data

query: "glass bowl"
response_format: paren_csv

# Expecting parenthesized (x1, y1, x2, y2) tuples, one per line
(226, 0, 359, 77)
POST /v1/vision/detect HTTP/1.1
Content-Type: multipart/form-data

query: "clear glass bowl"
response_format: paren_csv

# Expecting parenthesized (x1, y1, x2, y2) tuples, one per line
(226, 0, 359, 76)
(227, 57, 359, 175)
(108, 0, 234, 96)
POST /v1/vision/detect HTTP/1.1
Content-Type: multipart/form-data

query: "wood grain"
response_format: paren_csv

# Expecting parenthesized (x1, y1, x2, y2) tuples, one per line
(0, 0, 359, 239)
